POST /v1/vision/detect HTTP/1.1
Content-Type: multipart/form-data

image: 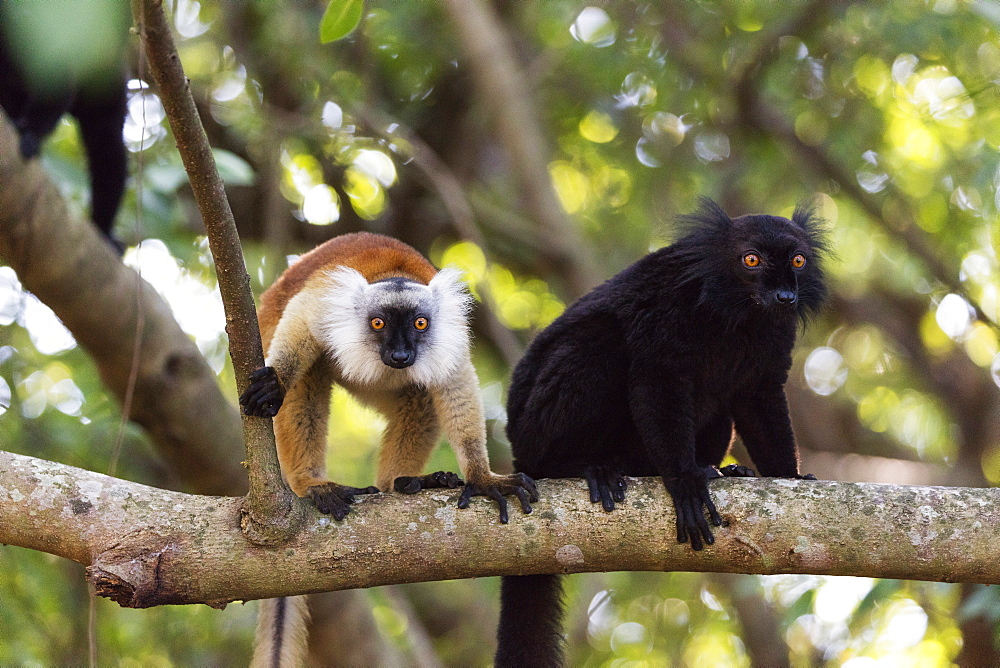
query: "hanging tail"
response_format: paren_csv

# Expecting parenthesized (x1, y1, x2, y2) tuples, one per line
(252, 595, 311, 668)
(495, 574, 566, 667)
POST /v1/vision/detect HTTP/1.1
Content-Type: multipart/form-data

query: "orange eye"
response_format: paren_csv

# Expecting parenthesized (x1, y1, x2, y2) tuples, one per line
(414, 317, 428, 331)
(743, 253, 761, 268)
(791, 254, 806, 269)
(370, 317, 385, 331)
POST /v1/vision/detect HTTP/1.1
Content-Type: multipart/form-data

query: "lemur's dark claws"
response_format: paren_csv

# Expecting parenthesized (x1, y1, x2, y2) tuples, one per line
(457, 472, 537, 523)
(239, 366, 285, 417)
(797, 473, 818, 480)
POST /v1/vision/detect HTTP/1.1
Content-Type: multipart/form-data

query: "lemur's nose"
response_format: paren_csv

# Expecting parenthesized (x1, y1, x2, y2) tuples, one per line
(390, 351, 411, 364)
(776, 290, 797, 305)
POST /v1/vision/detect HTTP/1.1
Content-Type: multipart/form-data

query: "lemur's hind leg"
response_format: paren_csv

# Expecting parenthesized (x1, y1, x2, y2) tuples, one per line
(374, 385, 455, 493)
(274, 364, 377, 520)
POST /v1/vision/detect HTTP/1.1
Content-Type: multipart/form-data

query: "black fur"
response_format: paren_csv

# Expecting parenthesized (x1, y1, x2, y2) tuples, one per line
(496, 199, 827, 666)
(0, 27, 128, 251)
(496, 575, 566, 668)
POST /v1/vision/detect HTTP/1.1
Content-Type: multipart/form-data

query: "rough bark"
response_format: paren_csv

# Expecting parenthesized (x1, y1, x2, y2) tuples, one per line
(1, 449, 997, 609)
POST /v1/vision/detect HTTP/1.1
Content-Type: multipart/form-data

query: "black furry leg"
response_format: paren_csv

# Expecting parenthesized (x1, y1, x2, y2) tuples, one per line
(496, 574, 565, 668)
(393, 471, 463, 494)
(582, 465, 628, 511)
(306, 482, 380, 521)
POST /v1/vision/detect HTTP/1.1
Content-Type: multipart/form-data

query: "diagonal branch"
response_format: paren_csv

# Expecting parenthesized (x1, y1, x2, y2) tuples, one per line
(1, 449, 996, 609)
(133, 0, 299, 542)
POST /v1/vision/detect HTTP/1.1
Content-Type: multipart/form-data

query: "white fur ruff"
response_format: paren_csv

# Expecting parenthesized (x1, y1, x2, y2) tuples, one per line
(316, 266, 472, 388)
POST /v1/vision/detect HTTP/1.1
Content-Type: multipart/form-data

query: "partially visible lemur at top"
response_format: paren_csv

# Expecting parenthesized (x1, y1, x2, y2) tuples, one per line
(0, 17, 128, 251)
(240, 232, 537, 667)
(496, 199, 828, 667)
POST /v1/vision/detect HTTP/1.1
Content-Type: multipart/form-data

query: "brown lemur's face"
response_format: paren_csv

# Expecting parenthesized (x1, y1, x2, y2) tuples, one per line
(319, 267, 472, 387)
(364, 278, 433, 369)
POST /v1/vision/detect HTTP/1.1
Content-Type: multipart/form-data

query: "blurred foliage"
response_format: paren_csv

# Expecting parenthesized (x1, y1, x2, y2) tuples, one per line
(2, 0, 1000, 665)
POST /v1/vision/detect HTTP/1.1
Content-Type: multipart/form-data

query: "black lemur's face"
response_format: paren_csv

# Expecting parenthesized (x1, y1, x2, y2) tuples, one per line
(678, 205, 827, 326)
(729, 214, 819, 312)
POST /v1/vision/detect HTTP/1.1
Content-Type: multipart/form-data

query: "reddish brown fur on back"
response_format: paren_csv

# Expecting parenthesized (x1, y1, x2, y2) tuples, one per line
(258, 232, 438, 346)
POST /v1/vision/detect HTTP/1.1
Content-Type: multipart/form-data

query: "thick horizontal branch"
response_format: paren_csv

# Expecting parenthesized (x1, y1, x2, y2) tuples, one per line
(1, 449, 997, 609)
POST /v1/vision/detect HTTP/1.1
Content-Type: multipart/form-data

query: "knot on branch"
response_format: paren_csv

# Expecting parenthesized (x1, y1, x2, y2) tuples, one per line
(87, 542, 175, 608)
(239, 489, 308, 547)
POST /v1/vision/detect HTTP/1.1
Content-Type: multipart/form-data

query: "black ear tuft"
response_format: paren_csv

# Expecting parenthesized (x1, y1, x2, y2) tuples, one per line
(791, 197, 831, 255)
(676, 197, 733, 237)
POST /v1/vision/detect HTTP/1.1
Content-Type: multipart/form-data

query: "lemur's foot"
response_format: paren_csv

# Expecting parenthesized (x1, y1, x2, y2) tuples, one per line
(457, 472, 538, 524)
(239, 366, 284, 417)
(393, 471, 464, 494)
(306, 482, 380, 520)
(583, 465, 628, 511)
(719, 464, 757, 478)
(663, 466, 724, 552)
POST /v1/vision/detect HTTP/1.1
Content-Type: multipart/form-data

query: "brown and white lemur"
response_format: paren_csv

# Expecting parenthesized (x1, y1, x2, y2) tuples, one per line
(495, 200, 828, 666)
(240, 232, 537, 667)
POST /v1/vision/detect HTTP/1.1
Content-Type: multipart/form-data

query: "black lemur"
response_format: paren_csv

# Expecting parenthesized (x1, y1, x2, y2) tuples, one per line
(0, 23, 128, 251)
(496, 199, 828, 666)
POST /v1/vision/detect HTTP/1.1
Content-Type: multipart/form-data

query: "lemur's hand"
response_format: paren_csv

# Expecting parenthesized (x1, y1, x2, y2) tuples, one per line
(457, 472, 538, 524)
(239, 366, 284, 417)
(306, 482, 380, 521)
(394, 471, 464, 494)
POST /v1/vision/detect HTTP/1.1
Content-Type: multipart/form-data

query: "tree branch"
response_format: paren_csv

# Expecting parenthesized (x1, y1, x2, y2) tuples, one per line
(2, 449, 996, 609)
(133, 0, 298, 542)
(0, 109, 246, 496)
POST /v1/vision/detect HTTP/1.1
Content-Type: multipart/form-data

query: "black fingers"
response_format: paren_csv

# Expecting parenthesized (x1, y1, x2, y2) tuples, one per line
(456, 472, 538, 524)
(239, 366, 285, 417)
(583, 466, 628, 511)
(719, 464, 757, 478)
(306, 483, 379, 521)
(394, 476, 423, 494)
(457, 485, 474, 510)
(513, 486, 534, 514)
(797, 473, 818, 480)
(664, 468, 723, 551)
(393, 471, 464, 494)
(518, 472, 540, 503)
(421, 471, 464, 489)
(487, 487, 510, 524)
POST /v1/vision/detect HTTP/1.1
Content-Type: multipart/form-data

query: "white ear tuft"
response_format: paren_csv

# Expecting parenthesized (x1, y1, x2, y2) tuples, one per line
(429, 267, 473, 315)
(317, 267, 383, 385)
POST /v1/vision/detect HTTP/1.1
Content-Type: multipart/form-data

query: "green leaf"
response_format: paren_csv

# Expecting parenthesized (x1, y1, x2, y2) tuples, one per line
(319, 0, 364, 44)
